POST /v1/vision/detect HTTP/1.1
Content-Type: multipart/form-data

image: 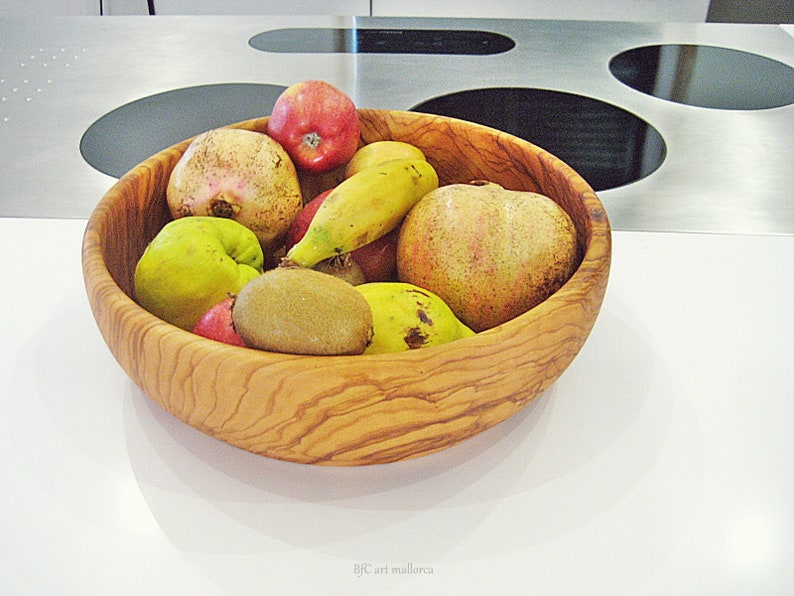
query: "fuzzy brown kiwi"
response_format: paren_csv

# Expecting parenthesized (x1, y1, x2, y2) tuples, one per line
(232, 267, 373, 355)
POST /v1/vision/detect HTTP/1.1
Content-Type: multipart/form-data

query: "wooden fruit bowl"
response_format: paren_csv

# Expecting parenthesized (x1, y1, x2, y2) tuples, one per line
(82, 109, 611, 466)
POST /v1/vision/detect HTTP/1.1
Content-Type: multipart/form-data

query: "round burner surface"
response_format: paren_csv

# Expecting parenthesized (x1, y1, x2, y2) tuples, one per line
(609, 44, 794, 110)
(411, 88, 666, 192)
(80, 83, 287, 178)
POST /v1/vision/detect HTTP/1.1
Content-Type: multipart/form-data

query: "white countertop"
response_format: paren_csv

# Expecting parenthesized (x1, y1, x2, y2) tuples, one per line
(2, 216, 792, 594)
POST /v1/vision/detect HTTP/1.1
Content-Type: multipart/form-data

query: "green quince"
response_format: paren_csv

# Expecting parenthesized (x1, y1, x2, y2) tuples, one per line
(134, 216, 264, 330)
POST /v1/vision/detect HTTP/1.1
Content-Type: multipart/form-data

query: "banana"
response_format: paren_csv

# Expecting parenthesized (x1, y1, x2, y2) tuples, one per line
(356, 282, 475, 355)
(284, 159, 438, 268)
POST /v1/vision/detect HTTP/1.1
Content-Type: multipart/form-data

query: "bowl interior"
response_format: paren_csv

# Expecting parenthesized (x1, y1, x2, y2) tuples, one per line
(82, 109, 611, 466)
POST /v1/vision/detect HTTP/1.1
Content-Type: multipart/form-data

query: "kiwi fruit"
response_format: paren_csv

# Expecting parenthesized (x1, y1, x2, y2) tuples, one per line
(232, 267, 373, 355)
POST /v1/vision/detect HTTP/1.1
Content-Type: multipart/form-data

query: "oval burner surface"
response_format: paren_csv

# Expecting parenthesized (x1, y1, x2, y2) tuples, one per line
(411, 88, 666, 192)
(609, 45, 794, 110)
(80, 83, 287, 178)
(249, 28, 515, 55)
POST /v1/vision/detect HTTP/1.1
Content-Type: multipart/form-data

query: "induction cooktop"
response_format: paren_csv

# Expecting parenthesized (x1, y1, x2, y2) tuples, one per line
(411, 88, 666, 192)
(248, 28, 515, 55)
(80, 83, 287, 178)
(609, 43, 794, 110)
(4, 17, 794, 234)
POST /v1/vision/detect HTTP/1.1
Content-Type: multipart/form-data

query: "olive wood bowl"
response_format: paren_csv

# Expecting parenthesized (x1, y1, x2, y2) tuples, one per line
(82, 109, 611, 466)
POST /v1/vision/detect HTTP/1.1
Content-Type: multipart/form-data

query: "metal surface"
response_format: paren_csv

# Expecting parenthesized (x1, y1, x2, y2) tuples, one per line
(79, 82, 287, 177)
(1, 16, 793, 234)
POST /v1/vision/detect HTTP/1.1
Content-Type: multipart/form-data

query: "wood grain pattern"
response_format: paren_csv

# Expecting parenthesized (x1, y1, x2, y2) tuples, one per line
(82, 109, 611, 466)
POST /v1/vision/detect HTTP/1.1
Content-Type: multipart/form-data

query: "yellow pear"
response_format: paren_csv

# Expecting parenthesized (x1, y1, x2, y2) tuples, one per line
(356, 282, 474, 354)
(344, 140, 426, 178)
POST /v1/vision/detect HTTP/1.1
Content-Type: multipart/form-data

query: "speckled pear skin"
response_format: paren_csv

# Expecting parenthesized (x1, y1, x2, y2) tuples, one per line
(396, 182, 580, 332)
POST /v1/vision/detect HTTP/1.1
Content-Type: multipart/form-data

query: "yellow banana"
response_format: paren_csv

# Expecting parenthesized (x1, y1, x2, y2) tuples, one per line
(356, 282, 475, 355)
(285, 159, 438, 268)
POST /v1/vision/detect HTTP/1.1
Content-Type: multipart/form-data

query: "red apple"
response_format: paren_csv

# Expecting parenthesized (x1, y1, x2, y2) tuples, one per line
(285, 189, 333, 251)
(267, 80, 360, 174)
(285, 188, 398, 282)
(350, 228, 399, 282)
(192, 296, 246, 347)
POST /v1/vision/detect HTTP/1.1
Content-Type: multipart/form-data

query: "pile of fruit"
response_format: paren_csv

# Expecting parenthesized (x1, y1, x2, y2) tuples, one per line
(133, 80, 581, 356)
